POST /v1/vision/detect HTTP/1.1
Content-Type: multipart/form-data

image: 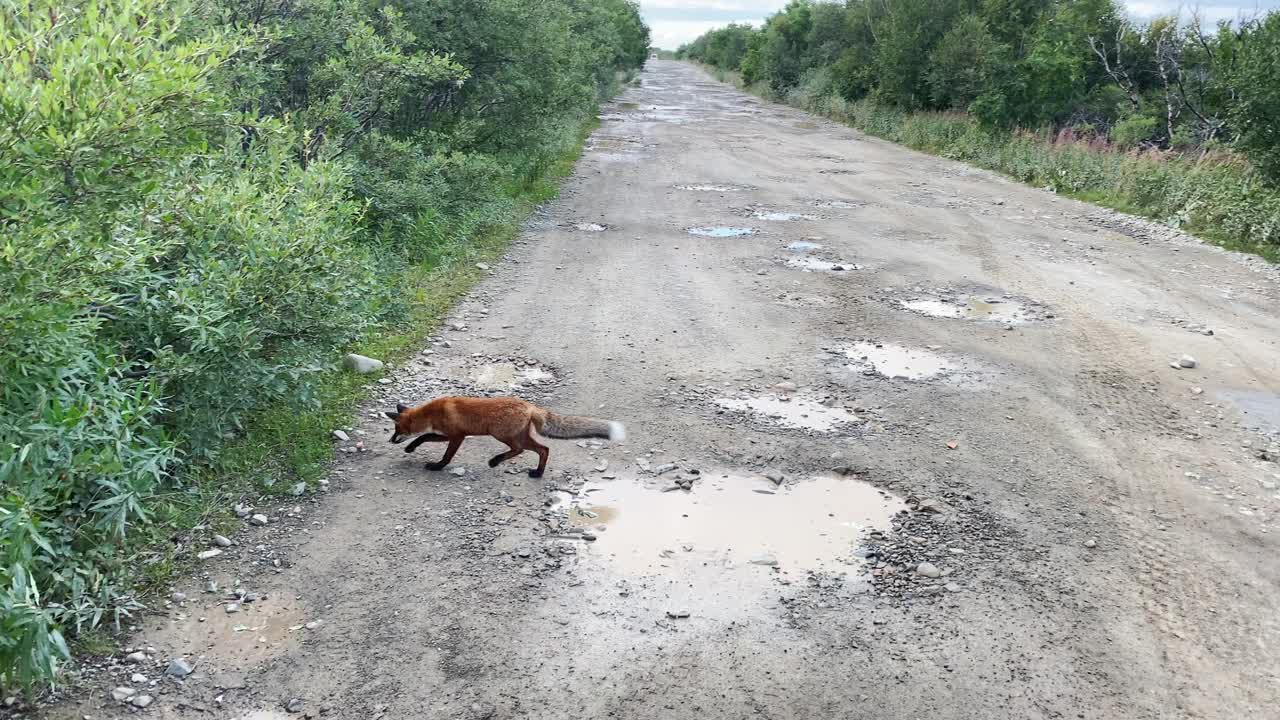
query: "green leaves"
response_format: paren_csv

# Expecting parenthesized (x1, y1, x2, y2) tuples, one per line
(2, 0, 649, 690)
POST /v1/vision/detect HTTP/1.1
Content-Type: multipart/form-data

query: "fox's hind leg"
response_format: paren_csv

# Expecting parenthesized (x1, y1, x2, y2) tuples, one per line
(521, 431, 550, 478)
(488, 439, 524, 468)
(425, 436, 464, 471)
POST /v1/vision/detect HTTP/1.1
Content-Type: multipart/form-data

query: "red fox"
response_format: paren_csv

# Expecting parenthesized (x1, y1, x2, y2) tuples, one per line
(384, 396, 625, 478)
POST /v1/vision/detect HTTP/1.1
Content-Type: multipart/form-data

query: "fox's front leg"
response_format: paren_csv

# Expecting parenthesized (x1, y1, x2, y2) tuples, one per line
(425, 436, 464, 471)
(404, 433, 448, 453)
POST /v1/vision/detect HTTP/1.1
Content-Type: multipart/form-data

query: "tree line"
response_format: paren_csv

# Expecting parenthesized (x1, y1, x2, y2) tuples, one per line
(677, 0, 1280, 182)
(1, 0, 647, 689)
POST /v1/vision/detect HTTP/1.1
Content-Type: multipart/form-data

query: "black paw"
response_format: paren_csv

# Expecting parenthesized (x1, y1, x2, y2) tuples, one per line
(488, 456, 503, 468)
(404, 445, 415, 453)
(528, 469, 544, 479)
(425, 462, 447, 471)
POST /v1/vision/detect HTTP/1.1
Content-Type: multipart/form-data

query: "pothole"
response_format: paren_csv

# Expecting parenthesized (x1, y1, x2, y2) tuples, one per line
(468, 362, 556, 390)
(783, 256, 861, 272)
(808, 199, 864, 209)
(897, 294, 1049, 324)
(1217, 389, 1280, 434)
(686, 226, 758, 237)
(785, 240, 824, 251)
(775, 293, 836, 308)
(673, 183, 752, 192)
(838, 341, 956, 381)
(715, 392, 861, 432)
(565, 222, 609, 232)
(749, 209, 815, 221)
(552, 473, 904, 578)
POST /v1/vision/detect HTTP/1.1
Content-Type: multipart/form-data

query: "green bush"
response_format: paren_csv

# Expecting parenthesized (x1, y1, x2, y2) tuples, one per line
(1, 0, 649, 691)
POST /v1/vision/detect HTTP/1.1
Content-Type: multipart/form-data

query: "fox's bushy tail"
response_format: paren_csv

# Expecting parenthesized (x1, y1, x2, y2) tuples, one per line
(538, 411, 626, 442)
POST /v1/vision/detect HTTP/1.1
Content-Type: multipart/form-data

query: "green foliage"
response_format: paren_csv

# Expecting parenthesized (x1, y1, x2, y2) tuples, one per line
(681, 0, 1280, 189)
(1112, 114, 1159, 147)
(926, 15, 1005, 111)
(1232, 13, 1280, 183)
(1, 0, 647, 691)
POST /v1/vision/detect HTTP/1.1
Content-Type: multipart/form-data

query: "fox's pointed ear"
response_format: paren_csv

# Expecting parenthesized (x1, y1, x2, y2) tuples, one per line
(384, 410, 400, 421)
(396, 402, 408, 413)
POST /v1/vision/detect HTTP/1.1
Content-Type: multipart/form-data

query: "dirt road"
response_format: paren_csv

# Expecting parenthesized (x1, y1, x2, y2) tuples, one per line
(59, 60, 1280, 720)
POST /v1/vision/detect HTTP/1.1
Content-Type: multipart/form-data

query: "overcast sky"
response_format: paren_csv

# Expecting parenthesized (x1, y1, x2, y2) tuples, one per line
(642, 1, 1280, 50)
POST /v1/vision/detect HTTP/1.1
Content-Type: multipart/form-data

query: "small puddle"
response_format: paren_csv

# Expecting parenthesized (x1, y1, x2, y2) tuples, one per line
(751, 210, 814, 221)
(841, 341, 955, 381)
(615, 102, 640, 110)
(809, 199, 863, 209)
(571, 222, 608, 232)
(141, 592, 306, 669)
(794, 121, 820, 130)
(784, 256, 860, 272)
(555, 474, 903, 577)
(1216, 389, 1280, 433)
(716, 394, 860, 432)
(674, 184, 750, 192)
(469, 363, 555, 389)
(901, 296, 1035, 323)
(687, 226, 757, 237)
(786, 240, 824, 251)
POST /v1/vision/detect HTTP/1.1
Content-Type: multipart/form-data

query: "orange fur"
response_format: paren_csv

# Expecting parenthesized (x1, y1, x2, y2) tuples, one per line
(385, 396, 623, 478)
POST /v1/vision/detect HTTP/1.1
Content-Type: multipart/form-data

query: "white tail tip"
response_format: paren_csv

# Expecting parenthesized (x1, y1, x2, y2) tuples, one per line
(608, 421, 627, 442)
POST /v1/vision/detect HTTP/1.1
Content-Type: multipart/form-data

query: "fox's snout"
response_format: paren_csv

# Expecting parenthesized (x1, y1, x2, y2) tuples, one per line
(385, 402, 410, 443)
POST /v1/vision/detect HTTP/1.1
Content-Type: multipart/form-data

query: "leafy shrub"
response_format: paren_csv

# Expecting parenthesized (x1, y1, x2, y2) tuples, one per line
(2, 0, 650, 691)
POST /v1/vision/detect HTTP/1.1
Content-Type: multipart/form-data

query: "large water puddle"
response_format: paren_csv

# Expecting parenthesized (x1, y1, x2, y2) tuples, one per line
(1217, 389, 1280, 434)
(687, 226, 758, 237)
(900, 295, 1039, 324)
(716, 394, 860, 432)
(555, 474, 903, 577)
(840, 341, 955, 381)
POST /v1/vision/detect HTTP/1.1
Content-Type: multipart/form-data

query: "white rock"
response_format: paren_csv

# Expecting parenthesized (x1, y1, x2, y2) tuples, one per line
(343, 353, 384, 374)
(250, 514, 269, 526)
(915, 562, 942, 578)
(332, 430, 350, 442)
(131, 695, 154, 708)
(111, 687, 137, 701)
(197, 548, 223, 560)
(1178, 355, 1197, 369)
(212, 534, 232, 547)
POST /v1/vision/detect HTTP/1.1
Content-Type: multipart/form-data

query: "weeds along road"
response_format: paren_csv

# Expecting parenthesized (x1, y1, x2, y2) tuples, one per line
(62, 60, 1280, 720)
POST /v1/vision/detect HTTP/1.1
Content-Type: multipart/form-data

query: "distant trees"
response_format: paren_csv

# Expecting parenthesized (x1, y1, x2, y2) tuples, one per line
(677, 0, 1280, 183)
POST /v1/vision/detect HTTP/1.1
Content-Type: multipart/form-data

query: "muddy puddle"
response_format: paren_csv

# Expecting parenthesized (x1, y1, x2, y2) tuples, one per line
(784, 256, 860, 272)
(687, 226, 758, 237)
(1217, 389, 1280, 433)
(786, 240, 824, 251)
(140, 590, 306, 670)
(554, 474, 903, 577)
(840, 341, 956, 381)
(901, 296, 1034, 323)
(716, 393, 860, 432)
(569, 222, 609, 232)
